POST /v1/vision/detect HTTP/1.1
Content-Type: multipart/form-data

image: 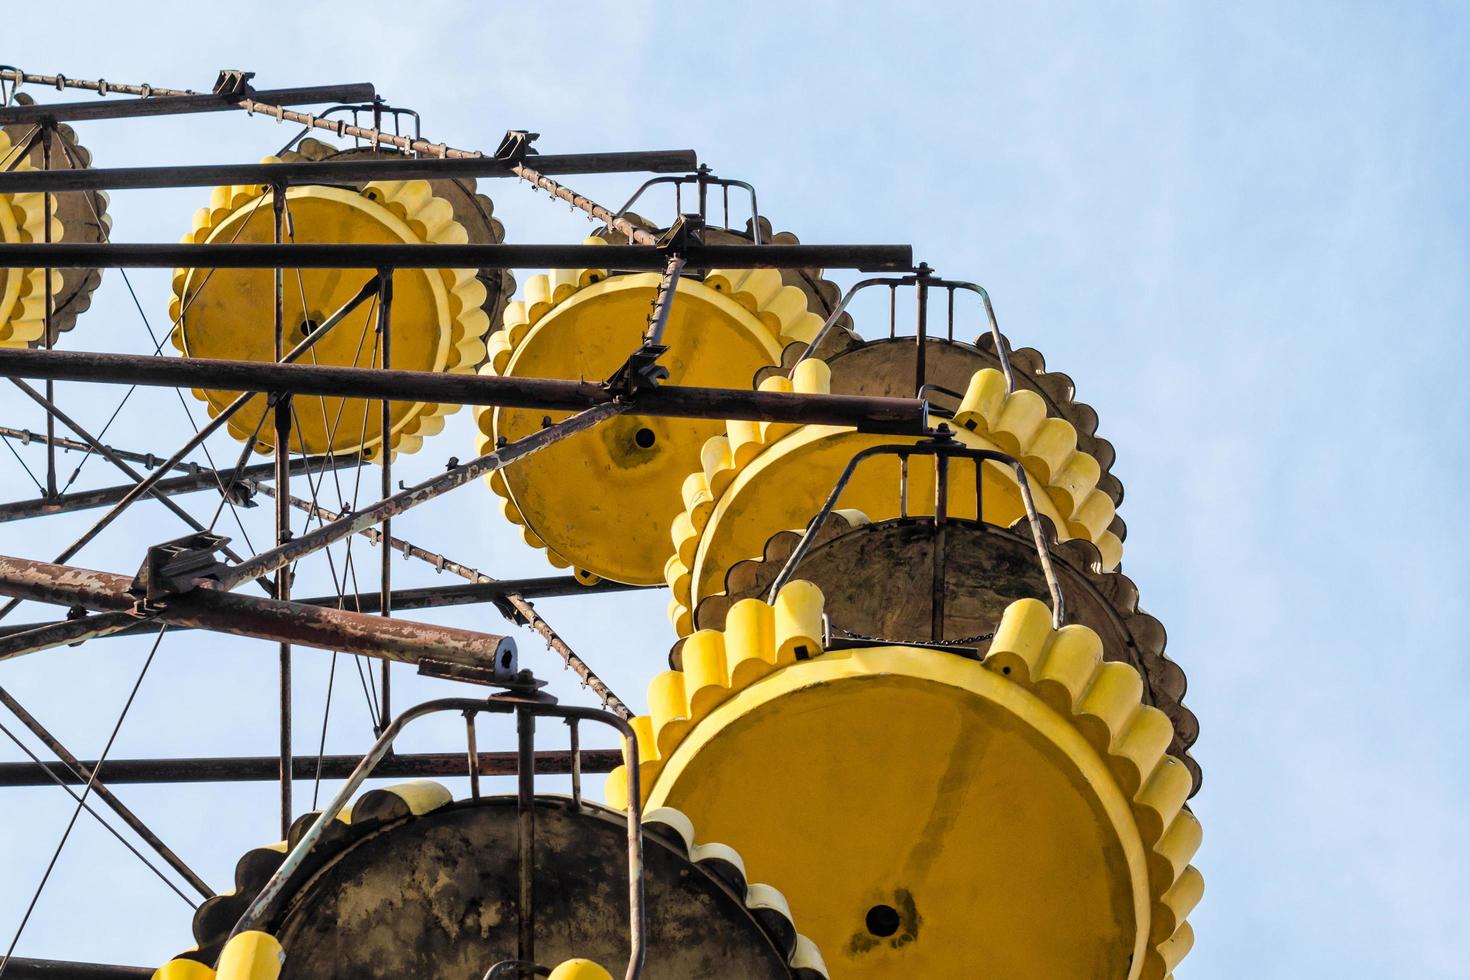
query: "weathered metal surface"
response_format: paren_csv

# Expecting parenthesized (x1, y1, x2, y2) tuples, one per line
(267, 491, 633, 716)
(689, 515, 1200, 793)
(0, 84, 377, 124)
(0, 610, 140, 660)
(0, 348, 927, 432)
(0, 555, 517, 671)
(0, 750, 621, 786)
(0, 577, 640, 643)
(188, 798, 806, 979)
(0, 151, 701, 193)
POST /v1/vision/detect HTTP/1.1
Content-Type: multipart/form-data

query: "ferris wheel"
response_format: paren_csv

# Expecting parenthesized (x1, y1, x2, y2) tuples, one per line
(0, 67, 1200, 979)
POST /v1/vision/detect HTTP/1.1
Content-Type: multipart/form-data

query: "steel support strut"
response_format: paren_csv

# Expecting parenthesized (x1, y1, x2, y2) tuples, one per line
(0, 242, 913, 272)
(272, 181, 293, 838)
(0, 576, 643, 644)
(0, 84, 376, 124)
(0, 556, 517, 670)
(0, 152, 701, 193)
(0, 749, 621, 786)
(376, 270, 394, 732)
(0, 348, 928, 432)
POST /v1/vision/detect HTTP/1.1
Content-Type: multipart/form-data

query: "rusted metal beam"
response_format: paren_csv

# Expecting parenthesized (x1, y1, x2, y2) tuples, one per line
(0, 242, 914, 272)
(0, 151, 701, 194)
(267, 488, 634, 716)
(0, 611, 141, 661)
(0, 348, 927, 432)
(0, 576, 645, 643)
(0, 749, 622, 786)
(0, 83, 376, 125)
(0, 555, 516, 671)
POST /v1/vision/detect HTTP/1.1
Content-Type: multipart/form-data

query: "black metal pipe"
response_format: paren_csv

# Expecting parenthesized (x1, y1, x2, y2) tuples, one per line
(0, 749, 621, 787)
(0, 242, 913, 272)
(0, 83, 377, 125)
(0, 151, 701, 193)
(0, 957, 152, 979)
(377, 271, 394, 732)
(0, 348, 927, 433)
(273, 188, 294, 836)
(41, 126, 55, 499)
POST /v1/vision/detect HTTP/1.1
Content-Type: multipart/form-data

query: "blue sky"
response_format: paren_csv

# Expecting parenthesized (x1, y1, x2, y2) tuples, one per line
(2, 2, 1468, 976)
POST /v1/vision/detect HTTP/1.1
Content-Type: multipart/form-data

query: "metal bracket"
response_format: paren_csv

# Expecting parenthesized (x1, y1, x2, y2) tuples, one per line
(488, 670, 555, 701)
(655, 213, 703, 252)
(604, 344, 670, 398)
(494, 129, 540, 162)
(128, 532, 231, 612)
(219, 477, 259, 508)
(212, 69, 256, 102)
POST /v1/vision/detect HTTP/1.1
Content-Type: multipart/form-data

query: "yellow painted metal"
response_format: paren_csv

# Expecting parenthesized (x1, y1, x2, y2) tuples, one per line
(169, 173, 490, 460)
(547, 959, 614, 980)
(282, 137, 516, 332)
(0, 127, 61, 348)
(609, 589, 1201, 980)
(338, 777, 452, 822)
(214, 932, 283, 980)
(664, 364, 1121, 635)
(151, 960, 216, 980)
(476, 256, 823, 584)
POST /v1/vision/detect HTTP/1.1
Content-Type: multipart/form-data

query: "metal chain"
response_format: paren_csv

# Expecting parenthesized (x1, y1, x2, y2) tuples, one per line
(0, 68, 191, 99)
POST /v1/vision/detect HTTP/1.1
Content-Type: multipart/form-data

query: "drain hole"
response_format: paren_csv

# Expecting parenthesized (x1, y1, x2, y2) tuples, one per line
(634, 427, 657, 449)
(865, 904, 901, 938)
